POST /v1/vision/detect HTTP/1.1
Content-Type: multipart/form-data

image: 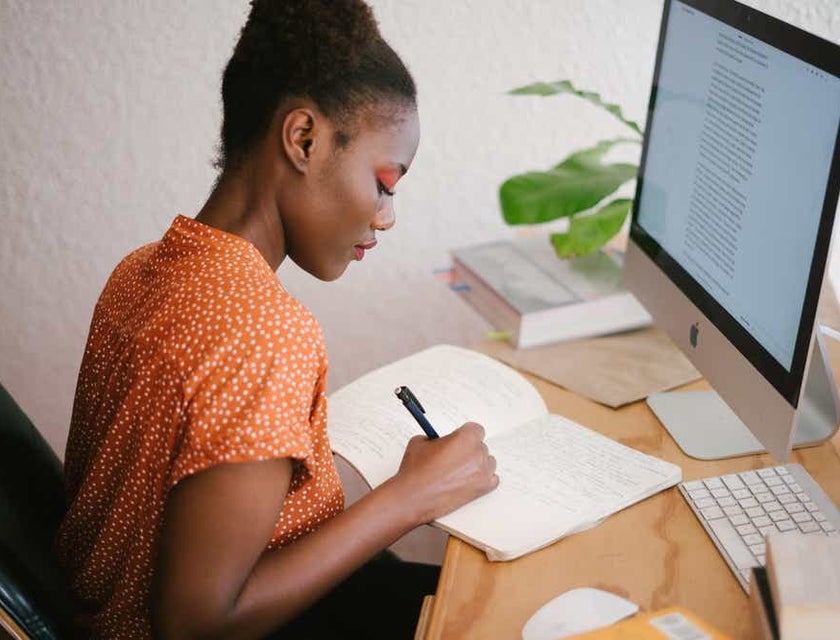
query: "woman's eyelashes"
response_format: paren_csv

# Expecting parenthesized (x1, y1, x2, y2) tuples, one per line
(377, 180, 395, 197)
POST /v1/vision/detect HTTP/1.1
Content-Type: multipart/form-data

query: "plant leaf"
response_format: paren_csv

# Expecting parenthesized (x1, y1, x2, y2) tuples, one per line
(509, 79, 643, 135)
(550, 198, 633, 258)
(500, 140, 637, 225)
(553, 138, 637, 170)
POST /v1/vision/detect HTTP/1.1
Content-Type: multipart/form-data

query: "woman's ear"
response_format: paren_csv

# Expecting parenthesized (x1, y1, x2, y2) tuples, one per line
(281, 108, 317, 173)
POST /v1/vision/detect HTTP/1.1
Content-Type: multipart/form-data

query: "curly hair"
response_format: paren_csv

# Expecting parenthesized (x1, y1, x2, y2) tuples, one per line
(217, 0, 417, 171)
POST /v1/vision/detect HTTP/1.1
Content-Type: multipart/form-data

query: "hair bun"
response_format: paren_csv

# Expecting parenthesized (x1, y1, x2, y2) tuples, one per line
(236, 0, 382, 89)
(218, 0, 415, 170)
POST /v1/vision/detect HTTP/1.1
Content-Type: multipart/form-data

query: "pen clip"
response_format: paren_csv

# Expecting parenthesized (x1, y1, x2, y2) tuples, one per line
(394, 385, 425, 413)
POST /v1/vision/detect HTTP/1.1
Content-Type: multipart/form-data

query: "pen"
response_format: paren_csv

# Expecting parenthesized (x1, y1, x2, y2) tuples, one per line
(394, 385, 440, 439)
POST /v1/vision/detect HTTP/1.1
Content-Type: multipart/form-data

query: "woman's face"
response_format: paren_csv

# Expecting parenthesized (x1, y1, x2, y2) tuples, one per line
(282, 105, 420, 281)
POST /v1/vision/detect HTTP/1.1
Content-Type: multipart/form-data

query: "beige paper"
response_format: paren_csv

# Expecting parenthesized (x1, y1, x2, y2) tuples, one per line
(479, 282, 840, 409)
(481, 327, 700, 408)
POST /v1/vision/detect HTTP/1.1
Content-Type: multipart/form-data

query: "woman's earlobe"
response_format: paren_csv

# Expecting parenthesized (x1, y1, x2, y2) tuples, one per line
(296, 143, 310, 171)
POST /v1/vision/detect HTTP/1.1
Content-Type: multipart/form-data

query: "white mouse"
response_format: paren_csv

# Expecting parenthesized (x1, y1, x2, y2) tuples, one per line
(521, 587, 639, 640)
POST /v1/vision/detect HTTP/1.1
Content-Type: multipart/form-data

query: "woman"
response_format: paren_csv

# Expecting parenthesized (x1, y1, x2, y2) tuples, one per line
(56, 1, 498, 638)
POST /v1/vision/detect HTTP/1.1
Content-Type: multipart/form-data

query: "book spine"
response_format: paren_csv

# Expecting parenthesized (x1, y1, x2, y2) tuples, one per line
(451, 258, 523, 344)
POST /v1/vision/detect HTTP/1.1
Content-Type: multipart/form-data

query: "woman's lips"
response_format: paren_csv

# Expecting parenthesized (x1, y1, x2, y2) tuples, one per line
(354, 239, 377, 260)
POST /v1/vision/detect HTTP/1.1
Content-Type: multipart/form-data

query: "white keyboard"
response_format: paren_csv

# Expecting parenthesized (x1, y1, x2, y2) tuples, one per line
(679, 463, 840, 592)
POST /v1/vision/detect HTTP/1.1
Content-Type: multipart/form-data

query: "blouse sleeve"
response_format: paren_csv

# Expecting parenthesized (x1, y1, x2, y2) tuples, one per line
(166, 309, 324, 491)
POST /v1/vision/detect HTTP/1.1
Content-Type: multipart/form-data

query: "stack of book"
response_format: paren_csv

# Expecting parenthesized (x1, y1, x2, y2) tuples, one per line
(750, 533, 840, 640)
(450, 236, 651, 349)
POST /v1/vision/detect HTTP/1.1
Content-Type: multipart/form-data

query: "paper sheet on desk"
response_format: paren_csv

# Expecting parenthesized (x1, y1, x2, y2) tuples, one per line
(481, 327, 700, 408)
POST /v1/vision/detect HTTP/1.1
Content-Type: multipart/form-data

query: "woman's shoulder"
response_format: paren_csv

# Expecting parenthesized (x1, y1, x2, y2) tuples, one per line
(175, 252, 323, 353)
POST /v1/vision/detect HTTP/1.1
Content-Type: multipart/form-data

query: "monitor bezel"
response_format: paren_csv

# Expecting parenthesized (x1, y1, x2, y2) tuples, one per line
(629, 0, 840, 407)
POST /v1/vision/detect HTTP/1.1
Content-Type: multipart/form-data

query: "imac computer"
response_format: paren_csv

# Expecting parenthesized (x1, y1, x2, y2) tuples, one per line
(624, 0, 840, 462)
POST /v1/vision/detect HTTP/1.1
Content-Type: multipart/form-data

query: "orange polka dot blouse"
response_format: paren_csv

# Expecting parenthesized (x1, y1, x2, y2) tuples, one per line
(56, 216, 345, 638)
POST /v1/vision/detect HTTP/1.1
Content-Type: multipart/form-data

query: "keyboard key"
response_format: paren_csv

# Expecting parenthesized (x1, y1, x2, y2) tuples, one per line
(822, 522, 837, 532)
(755, 493, 774, 504)
(736, 524, 757, 536)
(722, 474, 746, 490)
(765, 501, 783, 513)
(739, 497, 759, 509)
(730, 514, 749, 526)
(765, 476, 784, 487)
(743, 533, 763, 545)
(696, 497, 716, 509)
(770, 485, 790, 496)
(777, 467, 791, 476)
(758, 468, 778, 478)
(711, 487, 731, 499)
(741, 471, 761, 485)
(777, 520, 797, 532)
(804, 502, 820, 512)
(748, 542, 766, 555)
(723, 506, 743, 517)
(752, 515, 771, 527)
(758, 525, 777, 536)
(701, 506, 725, 520)
(683, 480, 705, 491)
(815, 512, 827, 522)
(789, 483, 803, 492)
(800, 522, 821, 533)
(770, 511, 790, 522)
(778, 494, 797, 504)
(708, 518, 757, 569)
(784, 503, 805, 514)
(732, 488, 751, 499)
(792, 512, 813, 524)
(746, 507, 765, 518)
(705, 478, 725, 489)
(688, 488, 711, 500)
(718, 497, 737, 507)
(783, 475, 797, 484)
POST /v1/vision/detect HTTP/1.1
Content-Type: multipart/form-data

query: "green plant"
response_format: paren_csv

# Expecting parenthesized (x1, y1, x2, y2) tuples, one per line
(499, 80, 644, 258)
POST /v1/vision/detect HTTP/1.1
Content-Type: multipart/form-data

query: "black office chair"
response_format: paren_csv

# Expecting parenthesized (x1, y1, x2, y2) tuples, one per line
(0, 383, 78, 639)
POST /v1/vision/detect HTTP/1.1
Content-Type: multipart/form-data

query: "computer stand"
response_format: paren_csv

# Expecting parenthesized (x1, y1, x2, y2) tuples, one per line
(646, 325, 840, 460)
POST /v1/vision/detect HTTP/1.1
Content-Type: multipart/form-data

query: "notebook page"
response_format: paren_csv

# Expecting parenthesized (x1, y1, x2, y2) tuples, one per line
(435, 413, 682, 560)
(328, 345, 546, 488)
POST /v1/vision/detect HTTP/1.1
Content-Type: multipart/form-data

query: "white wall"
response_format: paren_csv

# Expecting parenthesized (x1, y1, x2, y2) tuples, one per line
(1, 0, 838, 458)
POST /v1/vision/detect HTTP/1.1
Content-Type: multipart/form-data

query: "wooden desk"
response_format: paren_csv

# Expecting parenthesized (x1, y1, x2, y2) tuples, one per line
(424, 340, 840, 639)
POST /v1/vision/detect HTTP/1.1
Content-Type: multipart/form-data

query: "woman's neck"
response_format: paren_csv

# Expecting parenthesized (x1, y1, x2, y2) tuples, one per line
(196, 165, 286, 271)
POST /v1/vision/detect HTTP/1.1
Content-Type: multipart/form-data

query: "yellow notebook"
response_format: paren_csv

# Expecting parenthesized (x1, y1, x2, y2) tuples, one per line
(569, 606, 731, 639)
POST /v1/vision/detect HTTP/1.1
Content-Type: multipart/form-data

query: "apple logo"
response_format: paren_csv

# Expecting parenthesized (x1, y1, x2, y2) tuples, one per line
(689, 322, 699, 348)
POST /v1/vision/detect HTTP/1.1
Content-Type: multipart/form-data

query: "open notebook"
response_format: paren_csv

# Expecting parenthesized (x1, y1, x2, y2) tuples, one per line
(327, 345, 681, 561)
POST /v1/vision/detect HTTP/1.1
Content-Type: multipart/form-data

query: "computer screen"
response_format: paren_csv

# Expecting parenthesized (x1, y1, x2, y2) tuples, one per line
(625, 0, 840, 461)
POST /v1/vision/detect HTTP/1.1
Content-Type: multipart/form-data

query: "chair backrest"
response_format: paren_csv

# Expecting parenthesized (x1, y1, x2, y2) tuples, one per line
(0, 383, 77, 639)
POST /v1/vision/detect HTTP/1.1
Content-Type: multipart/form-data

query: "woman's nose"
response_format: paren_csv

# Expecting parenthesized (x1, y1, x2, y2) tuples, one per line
(372, 200, 395, 231)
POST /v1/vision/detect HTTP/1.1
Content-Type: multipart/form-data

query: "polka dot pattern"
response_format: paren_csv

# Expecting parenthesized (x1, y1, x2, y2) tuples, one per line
(56, 216, 344, 639)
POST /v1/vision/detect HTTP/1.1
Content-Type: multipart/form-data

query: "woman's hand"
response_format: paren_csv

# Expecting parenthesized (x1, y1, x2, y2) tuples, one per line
(394, 422, 499, 524)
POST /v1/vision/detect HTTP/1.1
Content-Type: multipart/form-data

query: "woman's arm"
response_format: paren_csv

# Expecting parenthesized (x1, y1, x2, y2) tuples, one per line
(151, 422, 497, 640)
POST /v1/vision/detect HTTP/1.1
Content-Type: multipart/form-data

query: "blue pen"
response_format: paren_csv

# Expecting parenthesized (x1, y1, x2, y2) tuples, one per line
(394, 386, 440, 439)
